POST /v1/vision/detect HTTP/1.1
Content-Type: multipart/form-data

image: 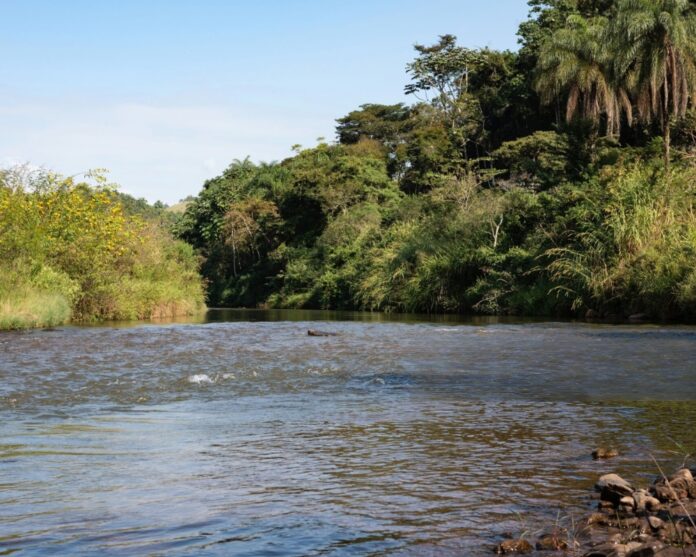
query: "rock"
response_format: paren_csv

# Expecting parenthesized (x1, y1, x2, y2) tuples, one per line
(594, 448, 620, 459)
(626, 543, 658, 557)
(651, 485, 671, 502)
(657, 521, 694, 546)
(597, 474, 634, 494)
(647, 516, 664, 530)
(589, 512, 612, 526)
(651, 475, 695, 503)
(670, 468, 694, 482)
(651, 468, 696, 502)
(496, 538, 533, 554)
(620, 517, 641, 529)
(307, 329, 339, 337)
(536, 533, 569, 551)
(689, 482, 696, 499)
(597, 474, 634, 505)
(620, 496, 636, 509)
(633, 489, 650, 511)
(583, 542, 618, 557)
(631, 489, 661, 512)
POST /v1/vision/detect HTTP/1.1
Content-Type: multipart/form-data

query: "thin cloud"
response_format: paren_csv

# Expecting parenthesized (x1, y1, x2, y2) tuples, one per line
(0, 98, 334, 203)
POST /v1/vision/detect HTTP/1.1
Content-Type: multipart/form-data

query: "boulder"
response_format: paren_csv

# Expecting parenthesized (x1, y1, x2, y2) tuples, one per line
(597, 474, 634, 505)
(597, 474, 633, 493)
(651, 470, 696, 502)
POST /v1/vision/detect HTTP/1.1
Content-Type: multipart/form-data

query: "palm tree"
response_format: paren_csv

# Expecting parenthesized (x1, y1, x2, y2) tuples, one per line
(536, 14, 632, 138)
(612, 0, 696, 171)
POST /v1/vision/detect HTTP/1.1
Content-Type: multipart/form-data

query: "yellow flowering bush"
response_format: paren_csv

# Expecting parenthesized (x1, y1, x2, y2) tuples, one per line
(0, 169, 205, 328)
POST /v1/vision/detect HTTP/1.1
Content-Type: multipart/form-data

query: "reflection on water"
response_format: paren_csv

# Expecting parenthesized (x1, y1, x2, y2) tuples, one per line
(1, 311, 696, 555)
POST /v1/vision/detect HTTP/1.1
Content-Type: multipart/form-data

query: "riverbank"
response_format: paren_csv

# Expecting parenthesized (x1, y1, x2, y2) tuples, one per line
(0, 170, 207, 331)
(498, 466, 696, 556)
(0, 275, 206, 331)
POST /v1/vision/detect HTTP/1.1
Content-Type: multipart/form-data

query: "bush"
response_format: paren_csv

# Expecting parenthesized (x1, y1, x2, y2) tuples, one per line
(0, 169, 206, 329)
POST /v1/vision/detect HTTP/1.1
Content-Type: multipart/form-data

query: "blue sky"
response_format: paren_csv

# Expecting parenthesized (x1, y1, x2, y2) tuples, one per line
(1, 0, 530, 203)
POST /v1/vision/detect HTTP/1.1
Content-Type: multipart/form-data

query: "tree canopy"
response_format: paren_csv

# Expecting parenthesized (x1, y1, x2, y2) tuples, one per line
(174, 0, 696, 321)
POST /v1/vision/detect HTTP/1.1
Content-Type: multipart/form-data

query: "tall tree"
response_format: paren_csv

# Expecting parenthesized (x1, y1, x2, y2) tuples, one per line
(536, 14, 632, 137)
(405, 35, 485, 162)
(613, 0, 696, 170)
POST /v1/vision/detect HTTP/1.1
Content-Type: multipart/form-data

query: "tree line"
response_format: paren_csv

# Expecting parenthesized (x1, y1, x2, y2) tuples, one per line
(172, 0, 696, 319)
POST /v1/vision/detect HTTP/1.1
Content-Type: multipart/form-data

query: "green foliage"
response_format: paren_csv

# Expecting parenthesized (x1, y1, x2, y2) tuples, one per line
(544, 164, 696, 317)
(0, 170, 205, 329)
(493, 131, 570, 189)
(0, 260, 74, 329)
(174, 4, 696, 321)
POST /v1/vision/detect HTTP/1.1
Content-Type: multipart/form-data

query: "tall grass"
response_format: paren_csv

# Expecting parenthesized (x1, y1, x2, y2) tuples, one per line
(545, 164, 696, 318)
(0, 261, 75, 329)
(0, 289, 71, 330)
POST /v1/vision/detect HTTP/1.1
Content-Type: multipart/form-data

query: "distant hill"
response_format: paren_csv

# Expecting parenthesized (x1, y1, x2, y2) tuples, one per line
(166, 199, 192, 214)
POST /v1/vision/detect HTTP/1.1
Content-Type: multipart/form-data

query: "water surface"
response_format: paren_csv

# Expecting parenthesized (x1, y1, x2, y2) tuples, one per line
(2, 310, 696, 555)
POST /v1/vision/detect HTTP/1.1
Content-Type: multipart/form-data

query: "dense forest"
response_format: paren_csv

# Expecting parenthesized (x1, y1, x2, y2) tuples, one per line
(174, 0, 696, 320)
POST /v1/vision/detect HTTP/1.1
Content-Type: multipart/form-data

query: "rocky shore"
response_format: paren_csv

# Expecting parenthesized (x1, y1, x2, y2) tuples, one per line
(497, 466, 696, 556)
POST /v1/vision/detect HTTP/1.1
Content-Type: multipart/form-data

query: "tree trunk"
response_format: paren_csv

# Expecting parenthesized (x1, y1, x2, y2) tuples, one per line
(664, 119, 671, 174)
(663, 74, 671, 174)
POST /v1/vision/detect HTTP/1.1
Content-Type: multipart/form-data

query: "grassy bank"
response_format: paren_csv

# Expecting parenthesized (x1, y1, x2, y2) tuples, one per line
(0, 289, 71, 330)
(0, 169, 206, 331)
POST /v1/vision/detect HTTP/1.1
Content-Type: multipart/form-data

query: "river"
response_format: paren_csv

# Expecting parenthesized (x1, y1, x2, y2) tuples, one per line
(2, 310, 696, 555)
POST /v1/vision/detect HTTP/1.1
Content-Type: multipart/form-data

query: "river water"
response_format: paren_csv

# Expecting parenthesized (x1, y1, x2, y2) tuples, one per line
(2, 310, 696, 556)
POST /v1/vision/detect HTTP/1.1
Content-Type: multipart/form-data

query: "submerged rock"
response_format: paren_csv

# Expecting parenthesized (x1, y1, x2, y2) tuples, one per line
(496, 538, 533, 554)
(307, 329, 339, 337)
(536, 532, 569, 551)
(593, 448, 620, 459)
